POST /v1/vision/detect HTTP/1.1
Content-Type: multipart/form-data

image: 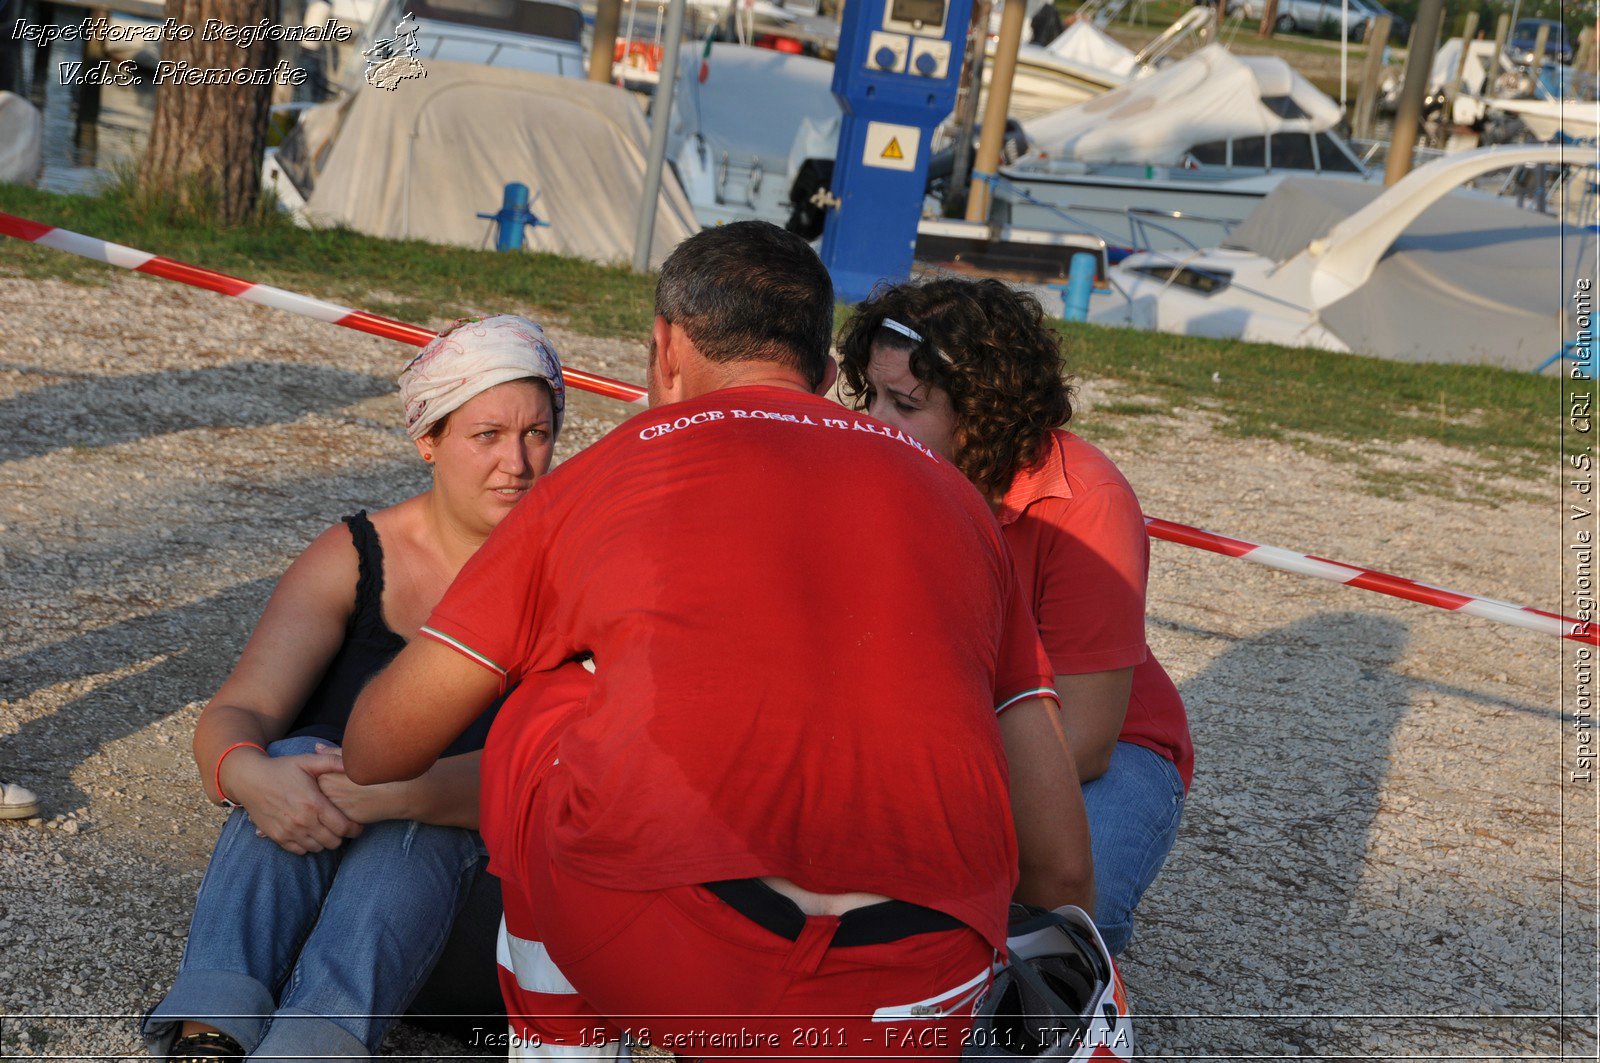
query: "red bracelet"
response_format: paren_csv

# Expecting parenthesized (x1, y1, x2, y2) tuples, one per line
(214, 741, 266, 807)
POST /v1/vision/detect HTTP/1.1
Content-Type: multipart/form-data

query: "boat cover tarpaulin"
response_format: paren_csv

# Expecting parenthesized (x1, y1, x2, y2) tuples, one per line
(1043, 19, 1138, 79)
(1020, 45, 1341, 165)
(299, 60, 697, 267)
(1227, 176, 1596, 369)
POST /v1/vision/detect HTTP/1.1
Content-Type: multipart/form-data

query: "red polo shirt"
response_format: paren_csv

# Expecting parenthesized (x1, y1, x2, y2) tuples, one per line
(426, 387, 1059, 949)
(998, 429, 1193, 789)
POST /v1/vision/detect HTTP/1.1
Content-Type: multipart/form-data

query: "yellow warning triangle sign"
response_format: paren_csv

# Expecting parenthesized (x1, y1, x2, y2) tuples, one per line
(881, 137, 904, 160)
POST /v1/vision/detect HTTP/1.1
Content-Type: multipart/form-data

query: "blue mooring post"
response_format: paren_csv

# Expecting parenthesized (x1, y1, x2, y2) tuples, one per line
(1061, 251, 1098, 323)
(477, 183, 548, 252)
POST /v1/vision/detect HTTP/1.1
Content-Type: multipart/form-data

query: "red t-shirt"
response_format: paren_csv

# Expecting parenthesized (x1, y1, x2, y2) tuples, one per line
(426, 386, 1057, 949)
(998, 430, 1194, 790)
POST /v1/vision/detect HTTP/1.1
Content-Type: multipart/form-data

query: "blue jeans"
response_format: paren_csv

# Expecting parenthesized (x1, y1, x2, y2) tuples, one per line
(1081, 741, 1186, 955)
(143, 736, 487, 1060)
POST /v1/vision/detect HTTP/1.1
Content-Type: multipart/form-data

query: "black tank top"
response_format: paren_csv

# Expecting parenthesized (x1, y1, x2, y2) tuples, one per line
(289, 512, 501, 756)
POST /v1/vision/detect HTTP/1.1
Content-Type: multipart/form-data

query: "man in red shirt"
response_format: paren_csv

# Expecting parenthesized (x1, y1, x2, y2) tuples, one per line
(344, 222, 1092, 1059)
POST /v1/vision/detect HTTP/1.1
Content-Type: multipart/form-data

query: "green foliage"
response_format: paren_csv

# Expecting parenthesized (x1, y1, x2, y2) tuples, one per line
(0, 181, 658, 339)
(1053, 320, 1560, 487)
(1314, 15, 1347, 40)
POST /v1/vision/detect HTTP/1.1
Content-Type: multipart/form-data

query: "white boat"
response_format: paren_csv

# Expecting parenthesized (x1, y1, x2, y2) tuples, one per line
(979, 4, 1216, 117)
(666, 43, 836, 229)
(991, 38, 1129, 119)
(984, 7, 1219, 120)
(994, 45, 1374, 250)
(658, 43, 1108, 294)
(984, 13, 1171, 119)
(1482, 96, 1600, 141)
(1415, 37, 1514, 124)
(663, 9, 1218, 232)
(1426, 39, 1600, 139)
(1087, 144, 1595, 371)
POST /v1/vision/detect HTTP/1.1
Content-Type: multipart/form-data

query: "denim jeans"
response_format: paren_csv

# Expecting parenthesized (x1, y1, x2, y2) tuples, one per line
(1080, 741, 1186, 955)
(143, 736, 487, 1060)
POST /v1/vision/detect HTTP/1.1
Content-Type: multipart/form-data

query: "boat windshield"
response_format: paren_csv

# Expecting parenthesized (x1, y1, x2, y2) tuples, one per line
(1185, 132, 1365, 173)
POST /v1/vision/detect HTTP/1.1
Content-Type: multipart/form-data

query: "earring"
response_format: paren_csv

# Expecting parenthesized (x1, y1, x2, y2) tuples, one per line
(422, 452, 433, 463)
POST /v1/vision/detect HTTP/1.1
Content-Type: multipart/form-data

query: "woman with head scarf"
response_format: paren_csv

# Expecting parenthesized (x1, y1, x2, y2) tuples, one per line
(837, 279, 1193, 958)
(144, 316, 567, 1061)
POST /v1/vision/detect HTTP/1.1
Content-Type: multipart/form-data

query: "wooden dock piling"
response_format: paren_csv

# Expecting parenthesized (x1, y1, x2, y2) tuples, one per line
(1351, 13, 1390, 141)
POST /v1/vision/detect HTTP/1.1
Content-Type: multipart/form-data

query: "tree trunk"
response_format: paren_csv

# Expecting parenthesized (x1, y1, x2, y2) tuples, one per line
(139, 0, 280, 224)
(1258, 0, 1278, 37)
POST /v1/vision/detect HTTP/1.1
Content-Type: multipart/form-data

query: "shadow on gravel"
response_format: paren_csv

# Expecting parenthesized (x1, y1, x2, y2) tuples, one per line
(0, 456, 423, 810)
(1128, 610, 1559, 1058)
(1129, 611, 1410, 1053)
(0, 578, 275, 811)
(1150, 615, 1563, 722)
(0, 362, 393, 461)
(1169, 610, 1411, 958)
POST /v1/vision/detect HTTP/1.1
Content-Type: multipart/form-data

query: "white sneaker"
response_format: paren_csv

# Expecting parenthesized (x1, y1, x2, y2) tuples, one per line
(1, 782, 40, 820)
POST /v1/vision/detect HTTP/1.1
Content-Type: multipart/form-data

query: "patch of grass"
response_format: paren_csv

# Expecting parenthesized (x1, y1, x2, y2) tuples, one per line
(0, 182, 658, 341)
(1055, 320, 1567, 487)
(1094, 399, 1173, 418)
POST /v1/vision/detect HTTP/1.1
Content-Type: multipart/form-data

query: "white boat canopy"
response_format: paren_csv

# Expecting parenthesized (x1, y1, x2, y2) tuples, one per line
(1043, 18, 1138, 80)
(1224, 162, 1596, 370)
(1429, 37, 1511, 96)
(288, 60, 698, 267)
(1019, 45, 1343, 166)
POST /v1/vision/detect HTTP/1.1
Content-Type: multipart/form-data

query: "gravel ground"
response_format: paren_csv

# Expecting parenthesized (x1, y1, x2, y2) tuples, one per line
(0, 273, 1593, 1061)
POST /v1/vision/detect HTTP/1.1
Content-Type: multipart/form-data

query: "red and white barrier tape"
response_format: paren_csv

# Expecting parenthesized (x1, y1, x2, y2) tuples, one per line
(3, 209, 1592, 645)
(0, 212, 647, 406)
(1146, 518, 1590, 644)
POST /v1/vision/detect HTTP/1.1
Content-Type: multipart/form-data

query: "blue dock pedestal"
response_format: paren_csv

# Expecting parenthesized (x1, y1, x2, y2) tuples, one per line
(477, 183, 549, 252)
(1059, 251, 1098, 322)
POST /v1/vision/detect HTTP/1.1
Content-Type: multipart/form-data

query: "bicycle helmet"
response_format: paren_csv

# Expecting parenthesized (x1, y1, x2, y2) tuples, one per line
(963, 905, 1133, 1062)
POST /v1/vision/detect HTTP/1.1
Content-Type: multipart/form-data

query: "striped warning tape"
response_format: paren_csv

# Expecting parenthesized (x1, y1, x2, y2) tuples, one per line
(2, 209, 1591, 645)
(1146, 518, 1590, 643)
(0, 211, 646, 405)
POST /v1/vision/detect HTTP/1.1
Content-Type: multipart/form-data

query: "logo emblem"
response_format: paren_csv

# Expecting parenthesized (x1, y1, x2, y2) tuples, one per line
(364, 11, 426, 90)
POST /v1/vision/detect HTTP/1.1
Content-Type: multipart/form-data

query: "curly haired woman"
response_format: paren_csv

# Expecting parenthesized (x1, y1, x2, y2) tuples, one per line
(838, 278, 1192, 955)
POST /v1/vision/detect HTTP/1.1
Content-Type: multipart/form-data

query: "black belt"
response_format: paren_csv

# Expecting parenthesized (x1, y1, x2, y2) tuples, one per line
(704, 878, 964, 947)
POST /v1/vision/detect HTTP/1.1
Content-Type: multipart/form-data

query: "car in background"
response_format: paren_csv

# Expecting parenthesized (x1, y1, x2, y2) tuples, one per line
(1238, 0, 1401, 41)
(1506, 18, 1573, 65)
